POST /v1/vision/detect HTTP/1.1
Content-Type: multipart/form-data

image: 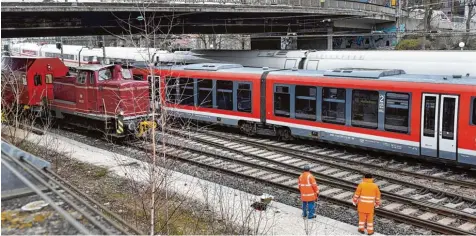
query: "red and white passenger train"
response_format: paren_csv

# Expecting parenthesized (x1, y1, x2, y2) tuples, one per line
(134, 63, 476, 167)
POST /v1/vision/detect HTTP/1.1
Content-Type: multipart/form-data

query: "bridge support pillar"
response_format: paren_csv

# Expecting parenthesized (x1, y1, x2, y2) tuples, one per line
(327, 27, 333, 50)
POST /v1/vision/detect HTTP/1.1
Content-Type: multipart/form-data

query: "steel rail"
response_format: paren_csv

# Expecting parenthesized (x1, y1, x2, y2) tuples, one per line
(157, 131, 476, 222)
(136, 139, 471, 235)
(201, 129, 476, 202)
(44, 168, 145, 235)
(20, 159, 136, 235)
(4, 152, 115, 235)
(1, 153, 91, 235)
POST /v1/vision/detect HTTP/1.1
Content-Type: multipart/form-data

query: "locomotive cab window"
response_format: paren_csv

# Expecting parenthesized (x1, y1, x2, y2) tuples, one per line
(351, 90, 379, 129)
(237, 83, 252, 113)
(274, 85, 291, 117)
(197, 79, 213, 108)
(472, 98, 476, 125)
(33, 74, 42, 86)
(384, 93, 410, 133)
(45, 74, 53, 84)
(322, 87, 346, 124)
(77, 71, 88, 84)
(217, 80, 233, 110)
(295, 86, 316, 121)
(179, 78, 195, 106)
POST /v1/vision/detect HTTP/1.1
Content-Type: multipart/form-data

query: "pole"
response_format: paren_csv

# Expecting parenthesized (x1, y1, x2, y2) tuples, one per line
(102, 35, 106, 64)
(78, 47, 84, 67)
(60, 37, 64, 62)
(395, 0, 402, 44)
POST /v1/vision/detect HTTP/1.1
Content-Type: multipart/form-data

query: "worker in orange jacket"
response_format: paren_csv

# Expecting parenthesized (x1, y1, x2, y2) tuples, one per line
(298, 164, 319, 219)
(352, 173, 381, 235)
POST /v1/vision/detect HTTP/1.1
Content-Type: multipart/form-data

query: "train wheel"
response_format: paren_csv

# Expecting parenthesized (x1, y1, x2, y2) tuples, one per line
(240, 122, 255, 136)
(278, 127, 293, 141)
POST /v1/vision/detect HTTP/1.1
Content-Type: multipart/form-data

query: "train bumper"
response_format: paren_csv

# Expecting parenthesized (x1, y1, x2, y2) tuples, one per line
(116, 115, 157, 137)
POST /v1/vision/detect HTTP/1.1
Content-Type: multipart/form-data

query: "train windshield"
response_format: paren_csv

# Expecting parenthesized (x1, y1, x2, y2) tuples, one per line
(98, 68, 112, 81)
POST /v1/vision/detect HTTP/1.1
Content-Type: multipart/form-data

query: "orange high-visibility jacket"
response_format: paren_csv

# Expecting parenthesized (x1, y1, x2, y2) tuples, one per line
(352, 178, 381, 214)
(298, 171, 319, 202)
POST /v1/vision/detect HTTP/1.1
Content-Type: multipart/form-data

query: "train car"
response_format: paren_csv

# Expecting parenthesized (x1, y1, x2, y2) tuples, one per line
(8, 43, 211, 68)
(154, 63, 476, 167)
(1, 56, 69, 115)
(50, 64, 154, 137)
(190, 49, 476, 76)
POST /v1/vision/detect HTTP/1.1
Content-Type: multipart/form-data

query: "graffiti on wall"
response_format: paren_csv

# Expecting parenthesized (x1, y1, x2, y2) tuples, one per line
(333, 24, 405, 49)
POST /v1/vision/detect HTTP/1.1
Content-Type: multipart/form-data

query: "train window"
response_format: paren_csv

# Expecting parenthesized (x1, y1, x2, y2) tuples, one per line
(33, 74, 42, 86)
(133, 74, 143, 81)
(165, 77, 178, 103)
(423, 97, 437, 137)
(178, 78, 195, 106)
(322, 87, 346, 124)
(77, 72, 87, 84)
(274, 85, 290, 117)
(472, 98, 476, 125)
(237, 83, 252, 113)
(217, 80, 233, 110)
(384, 93, 409, 133)
(45, 74, 53, 84)
(89, 73, 94, 85)
(98, 69, 112, 81)
(197, 79, 213, 108)
(351, 90, 379, 129)
(295, 86, 316, 121)
(441, 97, 456, 140)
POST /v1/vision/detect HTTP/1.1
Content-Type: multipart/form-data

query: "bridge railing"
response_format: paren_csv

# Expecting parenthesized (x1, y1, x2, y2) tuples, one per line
(2, 0, 398, 16)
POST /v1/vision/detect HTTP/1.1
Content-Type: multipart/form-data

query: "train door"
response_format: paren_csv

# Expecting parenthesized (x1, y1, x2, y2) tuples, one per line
(75, 71, 89, 112)
(87, 71, 97, 112)
(420, 93, 459, 160)
(148, 75, 160, 110)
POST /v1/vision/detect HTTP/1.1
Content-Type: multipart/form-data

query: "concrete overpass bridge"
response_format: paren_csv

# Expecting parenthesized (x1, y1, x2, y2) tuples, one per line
(1, 0, 401, 38)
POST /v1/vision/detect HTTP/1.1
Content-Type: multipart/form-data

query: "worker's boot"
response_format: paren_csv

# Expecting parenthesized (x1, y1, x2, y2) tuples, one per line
(358, 230, 365, 234)
(367, 231, 374, 235)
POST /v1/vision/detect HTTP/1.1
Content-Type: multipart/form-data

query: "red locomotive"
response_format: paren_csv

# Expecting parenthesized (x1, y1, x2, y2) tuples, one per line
(2, 56, 154, 137)
(133, 63, 476, 167)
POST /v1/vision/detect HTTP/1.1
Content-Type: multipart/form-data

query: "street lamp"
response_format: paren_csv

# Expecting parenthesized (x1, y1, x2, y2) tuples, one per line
(459, 42, 465, 51)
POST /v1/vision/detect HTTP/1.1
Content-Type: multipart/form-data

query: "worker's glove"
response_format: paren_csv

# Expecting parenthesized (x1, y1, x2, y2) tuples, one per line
(352, 202, 356, 206)
(375, 204, 380, 209)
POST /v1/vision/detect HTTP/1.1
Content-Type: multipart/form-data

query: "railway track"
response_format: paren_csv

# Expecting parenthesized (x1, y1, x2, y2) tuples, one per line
(126, 128, 476, 235)
(203, 129, 476, 189)
(1, 140, 143, 235)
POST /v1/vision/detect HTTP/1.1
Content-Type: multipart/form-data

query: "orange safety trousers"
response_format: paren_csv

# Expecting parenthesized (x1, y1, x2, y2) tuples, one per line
(358, 212, 374, 234)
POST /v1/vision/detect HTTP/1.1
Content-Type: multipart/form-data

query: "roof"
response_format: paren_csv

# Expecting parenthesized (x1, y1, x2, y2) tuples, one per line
(150, 63, 476, 85)
(76, 64, 115, 71)
(269, 68, 476, 85)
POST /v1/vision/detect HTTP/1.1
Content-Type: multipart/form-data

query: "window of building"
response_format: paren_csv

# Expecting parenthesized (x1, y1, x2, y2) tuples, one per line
(295, 86, 316, 121)
(322, 87, 346, 124)
(33, 74, 42, 86)
(351, 90, 379, 129)
(237, 83, 252, 112)
(45, 74, 53, 84)
(423, 96, 437, 137)
(197, 79, 213, 108)
(472, 98, 476, 125)
(217, 80, 233, 110)
(384, 93, 410, 133)
(178, 78, 195, 106)
(165, 77, 178, 103)
(274, 85, 290, 117)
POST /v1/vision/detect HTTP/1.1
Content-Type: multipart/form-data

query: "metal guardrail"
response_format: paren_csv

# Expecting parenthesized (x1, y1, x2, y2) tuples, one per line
(2, 0, 397, 13)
